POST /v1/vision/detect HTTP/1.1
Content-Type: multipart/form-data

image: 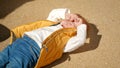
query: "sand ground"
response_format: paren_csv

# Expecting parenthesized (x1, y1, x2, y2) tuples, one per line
(0, 0, 120, 68)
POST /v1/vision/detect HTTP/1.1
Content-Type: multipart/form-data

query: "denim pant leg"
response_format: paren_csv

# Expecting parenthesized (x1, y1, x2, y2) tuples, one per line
(6, 36, 40, 68)
(0, 45, 11, 68)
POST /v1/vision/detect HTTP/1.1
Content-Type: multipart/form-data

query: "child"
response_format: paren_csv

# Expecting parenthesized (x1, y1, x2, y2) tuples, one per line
(0, 12, 87, 68)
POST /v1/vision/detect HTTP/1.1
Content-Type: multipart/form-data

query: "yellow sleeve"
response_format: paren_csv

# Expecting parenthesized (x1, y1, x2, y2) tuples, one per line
(10, 20, 56, 44)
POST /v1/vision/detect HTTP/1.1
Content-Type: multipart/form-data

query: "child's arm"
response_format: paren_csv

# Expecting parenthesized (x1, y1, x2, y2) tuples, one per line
(64, 24, 87, 52)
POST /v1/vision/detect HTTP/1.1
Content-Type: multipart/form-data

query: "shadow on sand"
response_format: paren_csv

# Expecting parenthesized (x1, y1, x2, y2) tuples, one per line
(43, 23, 102, 68)
(0, 0, 33, 19)
(0, 24, 10, 42)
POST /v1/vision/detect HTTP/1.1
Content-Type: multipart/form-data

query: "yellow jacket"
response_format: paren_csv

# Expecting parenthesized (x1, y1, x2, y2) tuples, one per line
(10, 20, 76, 68)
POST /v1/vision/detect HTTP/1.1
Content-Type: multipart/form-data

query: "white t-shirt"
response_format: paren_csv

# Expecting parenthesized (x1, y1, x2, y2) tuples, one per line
(24, 24, 87, 53)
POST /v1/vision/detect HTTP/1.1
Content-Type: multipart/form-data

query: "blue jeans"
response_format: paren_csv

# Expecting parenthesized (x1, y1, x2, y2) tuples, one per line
(0, 36, 40, 68)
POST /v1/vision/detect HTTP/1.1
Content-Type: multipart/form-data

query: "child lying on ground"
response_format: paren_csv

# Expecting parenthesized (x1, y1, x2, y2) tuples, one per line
(0, 9, 88, 68)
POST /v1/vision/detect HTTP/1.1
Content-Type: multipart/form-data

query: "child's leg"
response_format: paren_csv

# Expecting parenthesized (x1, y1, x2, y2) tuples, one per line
(5, 36, 40, 68)
(0, 45, 11, 68)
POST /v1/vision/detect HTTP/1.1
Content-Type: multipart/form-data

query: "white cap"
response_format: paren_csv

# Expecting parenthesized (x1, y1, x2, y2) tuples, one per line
(47, 8, 70, 22)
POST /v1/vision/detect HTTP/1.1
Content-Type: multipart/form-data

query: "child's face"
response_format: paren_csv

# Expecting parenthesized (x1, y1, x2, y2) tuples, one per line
(61, 13, 83, 28)
(65, 13, 80, 22)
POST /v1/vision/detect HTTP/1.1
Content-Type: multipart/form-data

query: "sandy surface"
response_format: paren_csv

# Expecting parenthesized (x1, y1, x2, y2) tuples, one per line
(0, 0, 120, 68)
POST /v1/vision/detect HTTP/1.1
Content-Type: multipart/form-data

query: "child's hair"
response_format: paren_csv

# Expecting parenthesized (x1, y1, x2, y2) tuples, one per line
(75, 13, 89, 36)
